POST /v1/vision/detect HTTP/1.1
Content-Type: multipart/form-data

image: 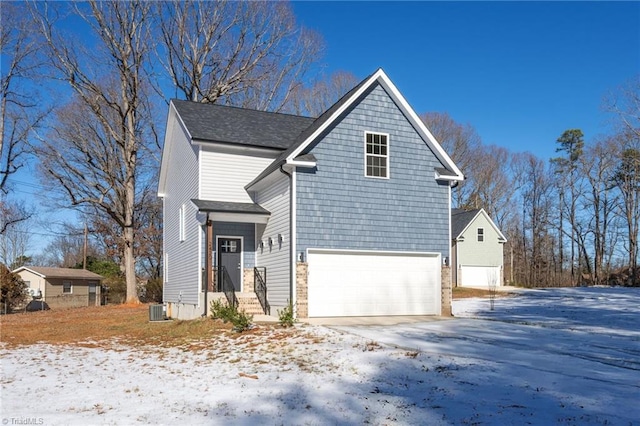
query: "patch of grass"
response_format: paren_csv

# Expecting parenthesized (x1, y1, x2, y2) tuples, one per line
(453, 287, 498, 299)
(0, 304, 235, 348)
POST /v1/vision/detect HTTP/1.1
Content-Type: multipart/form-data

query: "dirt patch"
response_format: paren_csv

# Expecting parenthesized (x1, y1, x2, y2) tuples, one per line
(453, 287, 516, 299)
(0, 304, 296, 349)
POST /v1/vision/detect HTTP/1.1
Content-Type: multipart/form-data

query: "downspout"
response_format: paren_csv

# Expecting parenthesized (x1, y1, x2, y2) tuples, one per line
(279, 165, 295, 311)
(202, 213, 212, 317)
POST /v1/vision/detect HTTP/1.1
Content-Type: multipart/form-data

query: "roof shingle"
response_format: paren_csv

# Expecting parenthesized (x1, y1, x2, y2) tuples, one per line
(171, 100, 315, 150)
(451, 208, 481, 239)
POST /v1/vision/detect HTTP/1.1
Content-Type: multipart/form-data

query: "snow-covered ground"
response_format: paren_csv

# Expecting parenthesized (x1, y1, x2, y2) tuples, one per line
(1, 287, 638, 425)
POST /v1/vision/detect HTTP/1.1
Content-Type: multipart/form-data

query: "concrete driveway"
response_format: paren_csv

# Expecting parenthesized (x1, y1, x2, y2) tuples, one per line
(302, 315, 453, 326)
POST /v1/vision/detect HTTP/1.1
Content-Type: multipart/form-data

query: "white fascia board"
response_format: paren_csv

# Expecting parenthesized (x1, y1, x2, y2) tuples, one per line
(459, 209, 507, 242)
(245, 167, 284, 193)
(435, 170, 464, 183)
(12, 266, 44, 277)
(192, 140, 281, 158)
(158, 101, 192, 197)
(285, 69, 464, 181)
(458, 209, 483, 239)
(377, 74, 464, 181)
(286, 70, 385, 161)
(284, 159, 316, 169)
(474, 209, 507, 242)
(208, 212, 270, 224)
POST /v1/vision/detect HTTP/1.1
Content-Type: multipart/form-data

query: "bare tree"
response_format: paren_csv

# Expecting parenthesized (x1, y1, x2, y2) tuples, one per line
(612, 143, 640, 282)
(0, 203, 32, 268)
(603, 75, 640, 140)
(288, 71, 359, 117)
(603, 75, 640, 283)
(38, 222, 95, 268)
(419, 112, 482, 207)
(0, 3, 47, 234)
(580, 139, 618, 283)
(32, 1, 158, 303)
(135, 186, 163, 280)
(512, 153, 554, 286)
(463, 144, 514, 229)
(157, 0, 322, 111)
(0, 3, 48, 193)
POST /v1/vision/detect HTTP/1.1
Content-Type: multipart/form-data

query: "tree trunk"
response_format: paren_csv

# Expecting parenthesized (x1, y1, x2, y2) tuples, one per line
(124, 225, 138, 304)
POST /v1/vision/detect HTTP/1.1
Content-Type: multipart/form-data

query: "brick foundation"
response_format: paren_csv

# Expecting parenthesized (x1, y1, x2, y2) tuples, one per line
(441, 266, 452, 316)
(209, 267, 255, 293)
(243, 268, 254, 292)
(296, 262, 308, 318)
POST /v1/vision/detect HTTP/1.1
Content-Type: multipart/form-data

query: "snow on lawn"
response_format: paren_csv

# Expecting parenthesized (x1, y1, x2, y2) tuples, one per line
(2, 287, 639, 425)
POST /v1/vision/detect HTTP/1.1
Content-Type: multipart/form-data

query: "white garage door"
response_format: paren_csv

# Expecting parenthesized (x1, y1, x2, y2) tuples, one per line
(460, 266, 501, 288)
(307, 249, 441, 317)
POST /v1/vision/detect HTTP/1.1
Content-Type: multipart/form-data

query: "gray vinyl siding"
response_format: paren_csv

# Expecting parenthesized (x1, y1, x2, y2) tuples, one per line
(457, 213, 503, 267)
(162, 111, 201, 305)
(200, 149, 274, 202)
(254, 173, 291, 310)
(212, 222, 256, 269)
(297, 83, 450, 257)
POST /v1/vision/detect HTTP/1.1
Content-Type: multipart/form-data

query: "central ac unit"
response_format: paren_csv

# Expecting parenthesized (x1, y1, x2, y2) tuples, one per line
(149, 304, 165, 321)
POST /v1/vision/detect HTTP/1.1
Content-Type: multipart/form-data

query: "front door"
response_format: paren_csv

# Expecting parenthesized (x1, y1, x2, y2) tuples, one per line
(218, 238, 242, 292)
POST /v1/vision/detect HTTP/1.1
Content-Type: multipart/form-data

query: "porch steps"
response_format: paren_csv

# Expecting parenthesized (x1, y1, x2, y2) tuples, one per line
(236, 292, 267, 316)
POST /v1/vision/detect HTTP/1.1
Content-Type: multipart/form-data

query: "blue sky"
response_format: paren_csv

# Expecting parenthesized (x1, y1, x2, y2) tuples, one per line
(7, 1, 640, 256)
(292, 1, 640, 160)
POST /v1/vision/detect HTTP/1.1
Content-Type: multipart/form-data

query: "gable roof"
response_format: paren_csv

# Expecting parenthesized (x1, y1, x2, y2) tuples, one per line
(246, 68, 464, 189)
(13, 266, 104, 280)
(246, 72, 374, 188)
(171, 99, 315, 150)
(451, 208, 507, 242)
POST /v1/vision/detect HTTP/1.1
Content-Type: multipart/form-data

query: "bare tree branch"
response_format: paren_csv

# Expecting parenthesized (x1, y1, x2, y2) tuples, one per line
(32, 0, 158, 303)
(157, 0, 323, 111)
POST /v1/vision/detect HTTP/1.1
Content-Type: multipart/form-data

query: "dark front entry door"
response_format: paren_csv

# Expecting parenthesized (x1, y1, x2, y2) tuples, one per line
(218, 238, 242, 292)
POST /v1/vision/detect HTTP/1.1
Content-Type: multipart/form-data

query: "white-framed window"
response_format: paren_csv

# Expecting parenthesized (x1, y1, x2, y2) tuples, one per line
(179, 204, 185, 242)
(477, 228, 484, 242)
(364, 131, 389, 178)
(63, 280, 72, 294)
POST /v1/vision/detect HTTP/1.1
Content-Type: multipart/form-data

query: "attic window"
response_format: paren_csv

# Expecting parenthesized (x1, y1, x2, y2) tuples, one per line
(477, 228, 484, 242)
(365, 132, 389, 178)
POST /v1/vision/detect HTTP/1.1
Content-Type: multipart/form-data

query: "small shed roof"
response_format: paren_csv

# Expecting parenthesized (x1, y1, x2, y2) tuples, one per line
(191, 199, 270, 215)
(13, 266, 104, 280)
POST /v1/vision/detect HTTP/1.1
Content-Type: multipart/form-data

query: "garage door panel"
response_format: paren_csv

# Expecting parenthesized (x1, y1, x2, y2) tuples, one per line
(307, 250, 440, 317)
(460, 266, 501, 288)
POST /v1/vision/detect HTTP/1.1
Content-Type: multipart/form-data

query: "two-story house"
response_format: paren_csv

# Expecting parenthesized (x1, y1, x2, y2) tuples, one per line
(158, 69, 463, 320)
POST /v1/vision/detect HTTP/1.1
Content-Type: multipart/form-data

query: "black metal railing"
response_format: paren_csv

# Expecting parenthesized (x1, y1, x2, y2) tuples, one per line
(254, 267, 269, 315)
(219, 266, 238, 308)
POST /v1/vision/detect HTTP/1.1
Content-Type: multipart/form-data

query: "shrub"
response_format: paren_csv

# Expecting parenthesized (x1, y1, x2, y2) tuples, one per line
(102, 276, 126, 304)
(0, 264, 28, 314)
(278, 300, 296, 327)
(139, 278, 163, 303)
(210, 298, 253, 332)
